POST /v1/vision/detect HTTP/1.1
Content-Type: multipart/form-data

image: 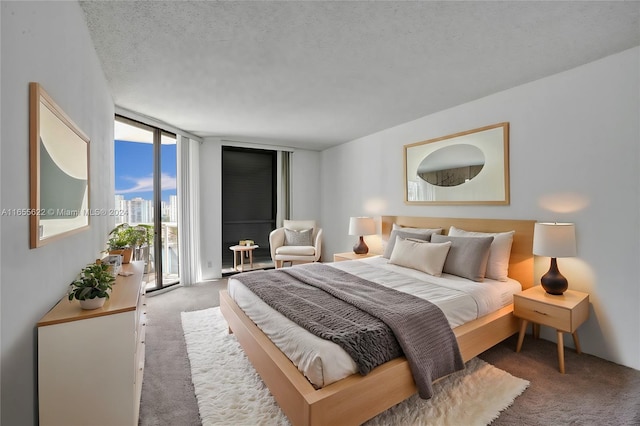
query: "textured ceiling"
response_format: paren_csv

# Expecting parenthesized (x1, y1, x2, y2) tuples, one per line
(80, 1, 640, 150)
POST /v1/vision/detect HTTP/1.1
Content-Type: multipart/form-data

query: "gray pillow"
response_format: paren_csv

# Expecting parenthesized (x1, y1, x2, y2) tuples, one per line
(284, 228, 313, 246)
(430, 234, 494, 282)
(383, 230, 435, 258)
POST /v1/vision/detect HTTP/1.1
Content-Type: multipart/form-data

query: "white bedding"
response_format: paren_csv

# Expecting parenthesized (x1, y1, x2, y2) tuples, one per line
(227, 256, 521, 388)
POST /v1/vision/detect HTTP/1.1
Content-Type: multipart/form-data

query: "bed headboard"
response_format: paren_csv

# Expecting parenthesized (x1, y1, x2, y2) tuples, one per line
(381, 216, 535, 289)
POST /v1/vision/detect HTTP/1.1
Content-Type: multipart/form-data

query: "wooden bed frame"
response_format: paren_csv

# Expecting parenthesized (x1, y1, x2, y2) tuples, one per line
(220, 216, 535, 425)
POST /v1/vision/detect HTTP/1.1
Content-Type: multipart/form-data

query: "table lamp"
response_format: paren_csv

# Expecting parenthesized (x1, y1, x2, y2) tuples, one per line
(532, 222, 577, 295)
(348, 217, 376, 254)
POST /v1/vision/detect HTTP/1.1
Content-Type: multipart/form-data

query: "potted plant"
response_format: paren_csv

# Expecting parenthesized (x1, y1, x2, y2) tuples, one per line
(68, 262, 116, 310)
(106, 223, 136, 263)
(130, 224, 153, 262)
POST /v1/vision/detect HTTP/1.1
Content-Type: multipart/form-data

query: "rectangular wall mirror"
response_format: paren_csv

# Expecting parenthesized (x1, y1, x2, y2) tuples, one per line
(30, 82, 90, 248)
(404, 122, 509, 205)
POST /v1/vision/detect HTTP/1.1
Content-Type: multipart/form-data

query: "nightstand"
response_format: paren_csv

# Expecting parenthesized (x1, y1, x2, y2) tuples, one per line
(514, 286, 589, 373)
(333, 252, 378, 262)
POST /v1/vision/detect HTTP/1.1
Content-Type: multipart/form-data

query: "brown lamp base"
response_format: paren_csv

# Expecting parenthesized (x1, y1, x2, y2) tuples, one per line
(541, 258, 568, 295)
(353, 236, 369, 254)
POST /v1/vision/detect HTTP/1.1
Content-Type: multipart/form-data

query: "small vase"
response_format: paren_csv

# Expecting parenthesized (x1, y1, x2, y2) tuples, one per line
(79, 297, 106, 310)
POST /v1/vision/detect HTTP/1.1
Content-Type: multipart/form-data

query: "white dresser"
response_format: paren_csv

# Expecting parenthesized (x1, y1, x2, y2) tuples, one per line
(37, 261, 146, 426)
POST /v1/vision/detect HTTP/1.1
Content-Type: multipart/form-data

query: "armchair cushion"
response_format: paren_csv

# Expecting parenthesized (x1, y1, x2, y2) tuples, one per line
(276, 245, 316, 256)
(284, 228, 313, 246)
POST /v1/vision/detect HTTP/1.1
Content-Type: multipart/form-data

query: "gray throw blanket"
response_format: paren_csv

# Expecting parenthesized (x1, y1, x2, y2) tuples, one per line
(235, 263, 464, 399)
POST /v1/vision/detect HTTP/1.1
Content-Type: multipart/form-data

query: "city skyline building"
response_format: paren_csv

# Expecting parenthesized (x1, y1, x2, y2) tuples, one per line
(115, 195, 178, 225)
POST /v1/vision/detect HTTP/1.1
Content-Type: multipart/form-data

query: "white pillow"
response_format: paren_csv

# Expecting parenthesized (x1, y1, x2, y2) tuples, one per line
(448, 226, 515, 281)
(388, 237, 452, 277)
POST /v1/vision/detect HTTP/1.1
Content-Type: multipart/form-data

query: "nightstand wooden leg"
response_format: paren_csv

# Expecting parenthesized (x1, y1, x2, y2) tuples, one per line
(516, 319, 528, 352)
(533, 323, 540, 339)
(557, 331, 565, 374)
(572, 331, 582, 354)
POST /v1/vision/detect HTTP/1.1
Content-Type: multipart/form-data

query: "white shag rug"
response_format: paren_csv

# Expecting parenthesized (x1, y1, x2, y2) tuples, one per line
(182, 307, 529, 426)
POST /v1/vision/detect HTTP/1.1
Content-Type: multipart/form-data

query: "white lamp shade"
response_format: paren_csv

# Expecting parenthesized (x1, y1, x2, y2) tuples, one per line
(348, 217, 375, 236)
(533, 222, 577, 258)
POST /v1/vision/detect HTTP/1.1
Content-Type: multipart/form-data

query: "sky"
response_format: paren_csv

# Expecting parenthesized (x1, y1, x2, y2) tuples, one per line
(114, 140, 177, 202)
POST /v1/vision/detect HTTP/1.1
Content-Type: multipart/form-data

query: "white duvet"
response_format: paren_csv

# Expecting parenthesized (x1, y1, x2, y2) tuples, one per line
(227, 256, 521, 388)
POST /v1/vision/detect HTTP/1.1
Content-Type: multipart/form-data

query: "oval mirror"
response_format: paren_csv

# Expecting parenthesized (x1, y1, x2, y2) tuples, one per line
(417, 144, 484, 187)
(404, 122, 509, 204)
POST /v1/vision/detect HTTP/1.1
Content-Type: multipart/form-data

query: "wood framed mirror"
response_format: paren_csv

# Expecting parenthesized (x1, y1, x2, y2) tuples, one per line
(404, 122, 509, 205)
(29, 82, 90, 248)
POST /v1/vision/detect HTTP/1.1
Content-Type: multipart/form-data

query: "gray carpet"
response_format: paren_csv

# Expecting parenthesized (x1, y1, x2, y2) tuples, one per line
(139, 280, 227, 426)
(139, 280, 640, 425)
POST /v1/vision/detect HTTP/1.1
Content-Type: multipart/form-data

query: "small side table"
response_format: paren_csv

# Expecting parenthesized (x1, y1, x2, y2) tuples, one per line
(333, 252, 378, 262)
(514, 286, 589, 373)
(229, 245, 259, 272)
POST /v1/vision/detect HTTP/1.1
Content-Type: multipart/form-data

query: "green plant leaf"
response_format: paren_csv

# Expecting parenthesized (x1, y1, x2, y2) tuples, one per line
(69, 262, 115, 300)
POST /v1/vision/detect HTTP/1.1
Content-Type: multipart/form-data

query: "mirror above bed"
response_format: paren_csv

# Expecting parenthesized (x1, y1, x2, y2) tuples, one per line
(404, 123, 509, 205)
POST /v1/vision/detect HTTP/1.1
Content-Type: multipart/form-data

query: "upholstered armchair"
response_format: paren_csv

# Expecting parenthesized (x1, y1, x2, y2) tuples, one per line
(269, 220, 323, 268)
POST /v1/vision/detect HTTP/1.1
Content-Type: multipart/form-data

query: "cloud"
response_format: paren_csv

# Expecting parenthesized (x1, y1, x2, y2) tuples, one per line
(116, 173, 176, 194)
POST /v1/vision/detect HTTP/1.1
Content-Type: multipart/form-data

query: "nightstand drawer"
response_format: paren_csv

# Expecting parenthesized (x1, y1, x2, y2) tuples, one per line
(514, 297, 570, 330)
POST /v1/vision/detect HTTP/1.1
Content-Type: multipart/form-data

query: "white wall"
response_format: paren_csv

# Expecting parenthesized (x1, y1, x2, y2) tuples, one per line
(1, 2, 114, 424)
(199, 138, 321, 279)
(321, 47, 640, 370)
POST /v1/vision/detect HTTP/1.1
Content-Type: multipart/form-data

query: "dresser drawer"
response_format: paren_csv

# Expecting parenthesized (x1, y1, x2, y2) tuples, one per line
(514, 296, 571, 331)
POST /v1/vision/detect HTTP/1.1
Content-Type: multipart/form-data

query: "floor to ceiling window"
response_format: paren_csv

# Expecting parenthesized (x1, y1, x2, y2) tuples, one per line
(114, 116, 179, 290)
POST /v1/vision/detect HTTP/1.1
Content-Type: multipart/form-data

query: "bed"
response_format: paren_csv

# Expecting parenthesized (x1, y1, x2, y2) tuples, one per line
(220, 216, 535, 425)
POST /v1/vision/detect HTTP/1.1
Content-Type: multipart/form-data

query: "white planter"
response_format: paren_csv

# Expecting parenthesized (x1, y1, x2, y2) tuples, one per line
(79, 297, 106, 310)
